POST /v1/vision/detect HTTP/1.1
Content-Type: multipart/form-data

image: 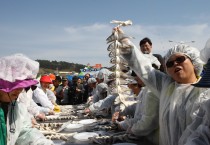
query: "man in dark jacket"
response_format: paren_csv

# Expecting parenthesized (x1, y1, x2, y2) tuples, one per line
(68, 76, 84, 105)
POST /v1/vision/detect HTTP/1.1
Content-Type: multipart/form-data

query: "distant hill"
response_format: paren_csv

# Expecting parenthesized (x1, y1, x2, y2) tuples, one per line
(36, 59, 86, 75)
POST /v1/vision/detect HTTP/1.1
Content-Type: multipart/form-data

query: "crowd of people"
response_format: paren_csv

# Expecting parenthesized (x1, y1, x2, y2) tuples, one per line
(0, 34, 210, 145)
(83, 36, 210, 145)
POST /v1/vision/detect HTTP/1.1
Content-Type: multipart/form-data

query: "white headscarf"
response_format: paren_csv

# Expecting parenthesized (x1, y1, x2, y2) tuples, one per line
(88, 78, 97, 84)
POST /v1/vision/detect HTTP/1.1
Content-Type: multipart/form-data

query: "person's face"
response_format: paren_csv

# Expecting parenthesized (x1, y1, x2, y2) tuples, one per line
(0, 88, 23, 102)
(166, 53, 197, 84)
(89, 83, 96, 88)
(41, 82, 50, 90)
(96, 78, 100, 83)
(53, 80, 61, 87)
(84, 74, 90, 80)
(97, 78, 104, 84)
(77, 79, 82, 84)
(129, 84, 140, 95)
(62, 80, 68, 86)
(140, 42, 152, 54)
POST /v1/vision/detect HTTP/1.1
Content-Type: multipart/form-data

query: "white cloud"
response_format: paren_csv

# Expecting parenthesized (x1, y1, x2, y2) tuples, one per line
(0, 22, 210, 67)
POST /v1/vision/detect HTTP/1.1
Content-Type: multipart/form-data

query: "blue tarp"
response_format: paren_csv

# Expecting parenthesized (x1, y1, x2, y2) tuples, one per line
(66, 75, 93, 81)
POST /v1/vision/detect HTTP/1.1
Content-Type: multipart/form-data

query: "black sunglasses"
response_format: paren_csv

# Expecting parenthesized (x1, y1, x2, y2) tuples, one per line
(166, 56, 188, 68)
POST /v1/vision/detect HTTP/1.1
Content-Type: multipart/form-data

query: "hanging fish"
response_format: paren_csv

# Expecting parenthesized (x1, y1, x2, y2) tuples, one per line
(116, 64, 129, 72)
(116, 78, 129, 85)
(110, 56, 128, 65)
(107, 41, 121, 51)
(108, 48, 120, 58)
(108, 80, 116, 88)
(106, 30, 134, 44)
(107, 79, 128, 88)
(117, 71, 132, 79)
(108, 64, 129, 72)
(107, 42, 115, 51)
(108, 65, 117, 71)
(107, 40, 133, 52)
(108, 70, 132, 80)
(107, 20, 134, 95)
(110, 20, 133, 27)
(108, 51, 116, 58)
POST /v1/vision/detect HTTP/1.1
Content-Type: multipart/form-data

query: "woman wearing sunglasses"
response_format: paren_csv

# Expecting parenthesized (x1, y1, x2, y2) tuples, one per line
(119, 31, 206, 145)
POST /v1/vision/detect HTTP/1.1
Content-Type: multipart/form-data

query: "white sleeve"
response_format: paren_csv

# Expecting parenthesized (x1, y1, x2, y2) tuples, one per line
(121, 41, 170, 98)
(130, 90, 159, 136)
(89, 95, 117, 112)
(92, 87, 99, 103)
(179, 95, 210, 145)
(7, 100, 53, 145)
(28, 99, 40, 117)
(184, 125, 210, 145)
(46, 89, 57, 103)
(28, 99, 51, 116)
(32, 88, 54, 110)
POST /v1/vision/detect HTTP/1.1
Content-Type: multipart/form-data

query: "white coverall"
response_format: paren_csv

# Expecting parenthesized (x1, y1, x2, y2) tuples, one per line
(121, 43, 207, 145)
(179, 88, 210, 145)
(19, 88, 51, 116)
(32, 87, 54, 110)
(7, 91, 53, 145)
(92, 83, 108, 103)
(119, 87, 159, 145)
(89, 84, 136, 114)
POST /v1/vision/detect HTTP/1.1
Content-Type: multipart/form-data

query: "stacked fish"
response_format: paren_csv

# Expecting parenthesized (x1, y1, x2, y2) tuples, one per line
(106, 20, 133, 94)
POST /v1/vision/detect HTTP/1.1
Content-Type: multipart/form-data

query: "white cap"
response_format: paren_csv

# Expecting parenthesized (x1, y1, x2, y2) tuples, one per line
(0, 53, 39, 82)
(164, 44, 203, 76)
(87, 78, 97, 84)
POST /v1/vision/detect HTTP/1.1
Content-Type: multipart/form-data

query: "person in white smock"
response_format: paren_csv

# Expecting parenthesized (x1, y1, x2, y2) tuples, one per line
(117, 27, 207, 145)
(0, 54, 53, 145)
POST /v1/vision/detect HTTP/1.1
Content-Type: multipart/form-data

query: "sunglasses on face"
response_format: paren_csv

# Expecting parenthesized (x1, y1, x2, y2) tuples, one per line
(166, 55, 188, 68)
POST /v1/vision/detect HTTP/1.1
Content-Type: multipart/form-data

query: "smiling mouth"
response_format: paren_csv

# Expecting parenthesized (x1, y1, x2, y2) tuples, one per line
(174, 68, 181, 73)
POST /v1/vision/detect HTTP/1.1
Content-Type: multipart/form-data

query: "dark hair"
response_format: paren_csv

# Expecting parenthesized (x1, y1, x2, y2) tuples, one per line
(131, 71, 137, 77)
(153, 54, 165, 72)
(55, 76, 62, 82)
(139, 37, 152, 46)
(72, 76, 79, 81)
(84, 73, 90, 77)
(62, 76, 68, 81)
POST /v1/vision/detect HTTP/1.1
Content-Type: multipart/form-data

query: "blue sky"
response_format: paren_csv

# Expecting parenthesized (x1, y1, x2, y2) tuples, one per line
(0, 0, 210, 67)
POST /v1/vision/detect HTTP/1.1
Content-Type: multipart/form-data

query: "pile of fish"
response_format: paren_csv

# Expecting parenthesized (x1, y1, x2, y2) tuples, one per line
(45, 115, 74, 121)
(35, 122, 64, 132)
(45, 133, 68, 141)
(34, 122, 70, 141)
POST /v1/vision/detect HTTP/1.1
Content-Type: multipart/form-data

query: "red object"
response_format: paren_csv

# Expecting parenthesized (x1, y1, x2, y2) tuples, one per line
(40, 75, 52, 83)
(95, 64, 102, 68)
(49, 74, 56, 80)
